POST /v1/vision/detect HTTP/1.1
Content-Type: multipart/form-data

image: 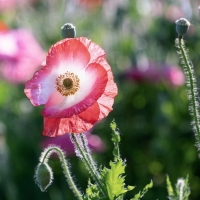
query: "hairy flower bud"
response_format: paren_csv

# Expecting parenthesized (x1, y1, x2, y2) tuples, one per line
(61, 23, 76, 39)
(35, 163, 53, 192)
(175, 18, 190, 38)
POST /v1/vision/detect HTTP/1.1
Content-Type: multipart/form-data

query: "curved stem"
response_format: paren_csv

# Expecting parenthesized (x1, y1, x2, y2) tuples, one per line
(41, 147, 83, 200)
(177, 38, 200, 144)
(71, 133, 107, 196)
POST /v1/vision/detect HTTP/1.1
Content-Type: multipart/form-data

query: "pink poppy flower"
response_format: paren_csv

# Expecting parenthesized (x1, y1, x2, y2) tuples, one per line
(0, 29, 45, 83)
(25, 37, 118, 137)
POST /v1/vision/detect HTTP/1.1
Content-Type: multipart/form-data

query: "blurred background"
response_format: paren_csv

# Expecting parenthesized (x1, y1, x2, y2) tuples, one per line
(1, 0, 200, 199)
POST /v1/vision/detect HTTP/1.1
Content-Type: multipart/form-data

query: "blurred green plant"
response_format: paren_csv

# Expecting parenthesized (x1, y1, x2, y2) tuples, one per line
(1, 1, 200, 200)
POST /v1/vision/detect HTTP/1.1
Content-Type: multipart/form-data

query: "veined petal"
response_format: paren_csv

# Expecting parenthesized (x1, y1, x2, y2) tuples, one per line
(43, 102, 101, 136)
(77, 102, 100, 123)
(43, 116, 94, 136)
(96, 70, 118, 119)
(78, 37, 106, 63)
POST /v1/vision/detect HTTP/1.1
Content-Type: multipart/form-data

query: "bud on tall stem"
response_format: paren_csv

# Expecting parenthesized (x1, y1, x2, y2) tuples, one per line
(175, 18, 200, 156)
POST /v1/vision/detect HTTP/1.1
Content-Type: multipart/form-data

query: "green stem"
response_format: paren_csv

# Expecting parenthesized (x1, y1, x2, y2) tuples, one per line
(41, 147, 83, 200)
(80, 133, 100, 178)
(178, 38, 200, 144)
(71, 133, 107, 196)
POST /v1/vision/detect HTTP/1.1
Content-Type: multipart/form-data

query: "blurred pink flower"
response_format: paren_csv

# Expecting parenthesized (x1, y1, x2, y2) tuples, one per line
(162, 66, 185, 87)
(41, 131, 106, 155)
(124, 65, 161, 84)
(124, 64, 185, 87)
(0, 0, 15, 10)
(76, 0, 103, 9)
(165, 5, 184, 22)
(0, 0, 38, 11)
(0, 29, 45, 83)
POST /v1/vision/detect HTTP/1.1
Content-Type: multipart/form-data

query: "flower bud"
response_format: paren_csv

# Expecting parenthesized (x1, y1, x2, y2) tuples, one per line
(175, 18, 190, 38)
(61, 23, 76, 39)
(35, 163, 53, 192)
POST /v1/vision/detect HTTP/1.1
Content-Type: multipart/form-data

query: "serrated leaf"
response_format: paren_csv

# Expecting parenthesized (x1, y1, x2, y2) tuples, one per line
(99, 166, 109, 180)
(84, 179, 101, 200)
(166, 175, 174, 197)
(110, 120, 121, 160)
(131, 180, 153, 200)
(182, 175, 190, 200)
(110, 120, 121, 144)
(127, 185, 135, 190)
(104, 159, 133, 200)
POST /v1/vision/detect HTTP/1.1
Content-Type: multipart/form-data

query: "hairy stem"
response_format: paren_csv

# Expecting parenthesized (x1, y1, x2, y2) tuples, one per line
(71, 133, 107, 196)
(41, 147, 83, 200)
(80, 133, 100, 178)
(176, 38, 200, 150)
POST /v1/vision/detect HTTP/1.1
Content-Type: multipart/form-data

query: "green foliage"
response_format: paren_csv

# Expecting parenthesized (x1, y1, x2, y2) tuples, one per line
(84, 121, 153, 200)
(84, 180, 101, 200)
(166, 175, 190, 200)
(104, 121, 134, 199)
(130, 180, 153, 200)
(84, 121, 134, 200)
(100, 159, 134, 200)
(110, 120, 121, 160)
(166, 175, 175, 197)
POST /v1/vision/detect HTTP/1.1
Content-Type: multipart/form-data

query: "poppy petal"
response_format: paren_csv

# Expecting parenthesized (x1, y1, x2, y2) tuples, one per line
(43, 116, 93, 137)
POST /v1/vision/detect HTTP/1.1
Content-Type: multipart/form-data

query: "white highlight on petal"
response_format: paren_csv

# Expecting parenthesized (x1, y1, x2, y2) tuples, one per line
(44, 66, 96, 114)
(39, 73, 57, 104)
(36, 56, 89, 106)
(56, 59, 86, 75)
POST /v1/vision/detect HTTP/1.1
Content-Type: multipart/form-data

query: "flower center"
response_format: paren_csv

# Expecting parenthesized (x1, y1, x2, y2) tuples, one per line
(55, 71, 80, 96)
(63, 78, 73, 89)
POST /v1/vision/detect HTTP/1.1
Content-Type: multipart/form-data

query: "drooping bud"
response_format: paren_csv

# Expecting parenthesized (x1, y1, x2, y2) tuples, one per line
(61, 23, 76, 39)
(175, 18, 190, 38)
(35, 163, 53, 192)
